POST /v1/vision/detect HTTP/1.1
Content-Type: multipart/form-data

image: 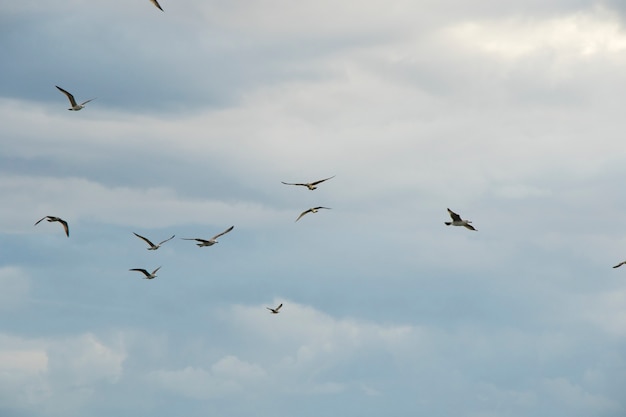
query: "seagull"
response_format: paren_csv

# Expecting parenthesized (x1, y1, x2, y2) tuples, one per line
(444, 208, 476, 231)
(266, 303, 283, 314)
(182, 225, 234, 247)
(295, 207, 331, 222)
(34, 216, 69, 237)
(55, 86, 96, 111)
(129, 266, 161, 279)
(281, 175, 335, 190)
(612, 261, 626, 269)
(149, 0, 164, 11)
(133, 232, 175, 250)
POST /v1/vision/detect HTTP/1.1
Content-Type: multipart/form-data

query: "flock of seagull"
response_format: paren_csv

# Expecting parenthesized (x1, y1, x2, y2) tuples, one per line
(128, 226, 235, 278)
(34, 194, 479, 289)
(39, 0, 626, 320)
(34, 171, 341, 314)
(50, 0, 339, 316)
(33, 177, 483, 313)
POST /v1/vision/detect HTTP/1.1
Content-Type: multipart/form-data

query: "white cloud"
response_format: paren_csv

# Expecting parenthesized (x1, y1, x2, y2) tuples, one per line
(226, 301, 426, 361)
(151, 366, 237, 399)
(211, 355, 266, 380)
(47, 333, 126, 385)
(150, 356, 266, 400)
(143, 302, 429, 402)
(0, 349, 47, 372)
(445, 6, 626, 60)
(0, 332, 126, 414)
(186, 0, 427, 38)
(0, 335, 51, 411)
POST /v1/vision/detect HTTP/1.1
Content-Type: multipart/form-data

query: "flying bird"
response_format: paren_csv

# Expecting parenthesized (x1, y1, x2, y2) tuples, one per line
(295, 207, 331, 222)
(133, 232, 175, 250)
(129, 266, 161, 279)
(612, 261, 626, 269)
(34, 216, 69, 237)
(444, 208, 476, 231)
(281, 175, 335, 190)
(182, 225, 234, 247)
(149, 0, 164, 11)
(55, 86, 96, 111)
(266, 303, 283, 314)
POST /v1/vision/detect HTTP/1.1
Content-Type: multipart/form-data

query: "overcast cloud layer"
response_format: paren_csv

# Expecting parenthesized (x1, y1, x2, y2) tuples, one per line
(1, 1, 626, 416)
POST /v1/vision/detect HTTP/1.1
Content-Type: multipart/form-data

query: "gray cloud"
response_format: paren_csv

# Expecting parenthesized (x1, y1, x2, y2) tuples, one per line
(1, 1, 626, 416)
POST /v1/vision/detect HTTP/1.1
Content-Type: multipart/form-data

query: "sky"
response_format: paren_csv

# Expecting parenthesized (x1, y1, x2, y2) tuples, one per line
(1, 0, 626, 416)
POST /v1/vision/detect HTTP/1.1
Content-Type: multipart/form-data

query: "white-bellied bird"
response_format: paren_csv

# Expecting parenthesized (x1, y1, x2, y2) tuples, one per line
(182, 225, 234, 247)
(55, 86, 95, 111)
(444, 208, 476, 231)
(266, 303, 283, 314)
(133, 232, 175, 250)
(129, 266, 161, 279)
(281, 175, 335, 190)
(295, 207, 331, 222)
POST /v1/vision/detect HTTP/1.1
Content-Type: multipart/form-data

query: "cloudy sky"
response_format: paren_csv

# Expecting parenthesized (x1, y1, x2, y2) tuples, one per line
(1, 0, 626, 416)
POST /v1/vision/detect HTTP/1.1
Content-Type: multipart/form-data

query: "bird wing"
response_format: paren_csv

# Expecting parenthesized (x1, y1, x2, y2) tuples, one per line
(310, 175, 335, 186)
(463, 224, 476, 231)
(157, 235, 176, 246)
(34, 216, 48, 225)
(314, 206, 331, 210)
(130, 268, 150, 277)
(55, 86, 77, 107)
(276, 303, 283, 311)
(151, 266, 162, 274)
(134, 232, 156, 247)
(182, 238, 210, 244)
(295, 208, 312, 222)
(150, 0, 164, 11)
(281, 181, 306, 186)
(613, 261, 626, 268)
(79, 98, 96, 106)
(447, 208, 462, 222)
(211, 225, 234, 240)
(58, 218, 69, 237)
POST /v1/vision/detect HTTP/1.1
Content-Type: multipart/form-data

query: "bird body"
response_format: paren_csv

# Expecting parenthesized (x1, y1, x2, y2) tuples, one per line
(182, 225, 234, 247)
(129, 266, 161, 279)
(55, 86, 95, 111)
(281, 175, 335, 190)
(295, 207, 331, 222)
(34, 216, 69, 237)
(266, 303, 283, 314)
(133, 232, 175, 250)
(445, 208, 476, 231)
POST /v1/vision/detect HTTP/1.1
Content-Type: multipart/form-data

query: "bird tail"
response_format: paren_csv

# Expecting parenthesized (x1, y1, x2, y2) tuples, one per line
(445, 222, 452, 226)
